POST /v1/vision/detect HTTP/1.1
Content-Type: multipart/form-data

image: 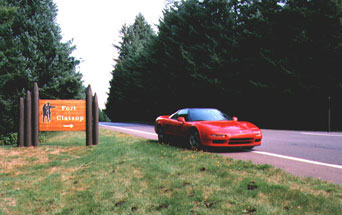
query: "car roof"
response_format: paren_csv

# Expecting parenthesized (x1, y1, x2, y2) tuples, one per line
(179, 108, 219, 112)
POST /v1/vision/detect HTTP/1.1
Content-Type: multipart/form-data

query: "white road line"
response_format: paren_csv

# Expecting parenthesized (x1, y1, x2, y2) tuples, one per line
(301, 132, 342, 137)
(100, 125, 158, 137)
(252, 151, 342, 169)
(100, 125, 342, 169)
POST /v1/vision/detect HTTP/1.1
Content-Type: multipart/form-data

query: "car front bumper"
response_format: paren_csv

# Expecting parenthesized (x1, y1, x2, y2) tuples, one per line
(201, 133, 262, 147)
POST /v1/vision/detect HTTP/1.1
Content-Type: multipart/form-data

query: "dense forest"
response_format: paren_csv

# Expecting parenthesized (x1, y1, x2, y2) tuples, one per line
(106, 0, 342, 131)
(0, 0, 84, 136)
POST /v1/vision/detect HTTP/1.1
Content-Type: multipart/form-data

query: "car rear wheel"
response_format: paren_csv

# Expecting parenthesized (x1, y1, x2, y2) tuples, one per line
(189, 129, 201, 150)
(157, 125, 167, 144)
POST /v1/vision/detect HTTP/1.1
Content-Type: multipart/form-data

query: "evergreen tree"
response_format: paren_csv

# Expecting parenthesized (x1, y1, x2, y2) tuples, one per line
(155, 0, 239, 109)
(236, 0, 342, 128)
(105, 14, 155, 121)
(0, 0, 84, 136)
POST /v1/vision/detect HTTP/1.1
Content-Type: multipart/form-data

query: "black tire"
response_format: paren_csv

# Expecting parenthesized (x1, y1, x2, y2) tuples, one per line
(189, 129, 202, 150)
(157, 125, 167, 144)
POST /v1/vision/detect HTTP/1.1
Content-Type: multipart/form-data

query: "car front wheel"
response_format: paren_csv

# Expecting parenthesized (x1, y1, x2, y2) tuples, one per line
(189, 129, 201, 150)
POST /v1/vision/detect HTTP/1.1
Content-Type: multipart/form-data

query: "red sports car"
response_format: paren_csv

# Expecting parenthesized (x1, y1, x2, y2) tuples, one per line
(154, 108, 262, 149)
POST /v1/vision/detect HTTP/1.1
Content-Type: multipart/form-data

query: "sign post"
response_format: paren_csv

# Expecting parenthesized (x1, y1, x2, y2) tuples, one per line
(24, 91, 32, 147)
(17, 97, 24, 147)
(328, 96, 331, 132)
(93, 93, 99, 145)
(33, 83, 39, 146)
(86, 86, 93, 146)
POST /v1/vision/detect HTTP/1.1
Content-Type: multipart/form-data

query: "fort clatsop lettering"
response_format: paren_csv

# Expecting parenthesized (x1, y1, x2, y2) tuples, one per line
(39, 100, 86, 131)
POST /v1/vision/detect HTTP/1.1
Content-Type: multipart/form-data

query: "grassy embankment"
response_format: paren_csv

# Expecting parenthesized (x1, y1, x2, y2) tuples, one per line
(0, 128, 341, 215)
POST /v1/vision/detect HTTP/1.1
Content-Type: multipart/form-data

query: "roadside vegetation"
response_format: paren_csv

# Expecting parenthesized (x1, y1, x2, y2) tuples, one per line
(1, 128, 341, 215)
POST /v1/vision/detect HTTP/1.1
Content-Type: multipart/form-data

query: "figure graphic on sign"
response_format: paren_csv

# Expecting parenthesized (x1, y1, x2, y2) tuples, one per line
(42, 103, 56, 123)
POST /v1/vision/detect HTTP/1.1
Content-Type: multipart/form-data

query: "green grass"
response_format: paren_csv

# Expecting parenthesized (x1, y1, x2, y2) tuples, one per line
(0, 129, 341, 215)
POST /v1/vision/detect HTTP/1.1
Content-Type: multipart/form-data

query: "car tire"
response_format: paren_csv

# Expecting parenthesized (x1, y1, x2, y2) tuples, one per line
(189, 129, 202, 150)
(157, 125, 167, 144)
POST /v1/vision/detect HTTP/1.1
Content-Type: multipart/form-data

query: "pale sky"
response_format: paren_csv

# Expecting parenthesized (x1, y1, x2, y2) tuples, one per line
(54, 0, 166, 109)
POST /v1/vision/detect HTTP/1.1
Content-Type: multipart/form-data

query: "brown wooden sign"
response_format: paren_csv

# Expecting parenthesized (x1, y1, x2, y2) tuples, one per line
(18, 84, 98, 147)
(39, 100, 86, 131)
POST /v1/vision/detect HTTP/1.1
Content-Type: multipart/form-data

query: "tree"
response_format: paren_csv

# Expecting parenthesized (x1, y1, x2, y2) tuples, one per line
(105, 14, 155, 121)
(241, 0, 342, 129)
(155, 0, 239, 107)
(0, 2, 22, 136)
(0, 0, 84, 136)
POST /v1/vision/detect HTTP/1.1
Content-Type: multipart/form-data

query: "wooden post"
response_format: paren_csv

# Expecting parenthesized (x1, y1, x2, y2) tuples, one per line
(17, 97, 24, 147)
(93, 93, 99, 145)
(86, 85, 93, 146)
(25, 91, 32, 147)
(33, 83, 39, 147)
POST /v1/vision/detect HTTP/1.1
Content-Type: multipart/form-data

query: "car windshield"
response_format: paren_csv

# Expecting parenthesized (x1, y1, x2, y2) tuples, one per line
(188, 109, 232, 121)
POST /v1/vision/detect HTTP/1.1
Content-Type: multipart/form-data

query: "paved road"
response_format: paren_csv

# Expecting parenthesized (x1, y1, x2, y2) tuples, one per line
(258, 129, 342, 165)
(100, 122, 342, 184)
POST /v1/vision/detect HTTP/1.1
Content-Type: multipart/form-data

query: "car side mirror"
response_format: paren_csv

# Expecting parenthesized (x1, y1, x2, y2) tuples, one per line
(177, 117, 186, 123)
(233, 117, 238, 121)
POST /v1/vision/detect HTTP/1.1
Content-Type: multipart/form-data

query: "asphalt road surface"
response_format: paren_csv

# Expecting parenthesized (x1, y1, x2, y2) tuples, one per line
(100, 122, 342, 184)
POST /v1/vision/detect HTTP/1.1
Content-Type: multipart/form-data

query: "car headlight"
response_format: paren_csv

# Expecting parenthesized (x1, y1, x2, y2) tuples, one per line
(254, 131, 262, 135)
(210, 134, 226, 137)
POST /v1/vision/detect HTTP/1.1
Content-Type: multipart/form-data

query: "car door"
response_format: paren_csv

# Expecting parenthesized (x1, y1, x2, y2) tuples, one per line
(167, 109, 189, 136)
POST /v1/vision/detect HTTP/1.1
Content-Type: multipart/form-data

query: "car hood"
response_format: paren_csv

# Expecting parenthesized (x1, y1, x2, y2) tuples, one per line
(196, 121, 259, 135)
